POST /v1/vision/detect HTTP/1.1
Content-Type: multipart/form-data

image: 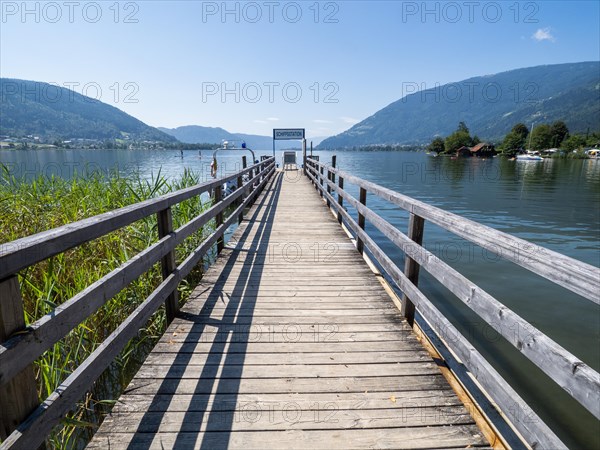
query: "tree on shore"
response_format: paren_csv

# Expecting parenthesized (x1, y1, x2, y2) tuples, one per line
(530, 124, 553, 150)
(528, 121, 570, 150)
(561, 134, 586, 152)
(444, 122, 474, 153)
(499, 123, 529, 156)
(427, 137, 445, 154)
(550, 121, 569, 148)
(426, 122, 478, 154)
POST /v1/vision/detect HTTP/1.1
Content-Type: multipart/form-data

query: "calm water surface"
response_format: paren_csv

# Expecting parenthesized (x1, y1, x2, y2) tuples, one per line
(1, 148, 599, 448)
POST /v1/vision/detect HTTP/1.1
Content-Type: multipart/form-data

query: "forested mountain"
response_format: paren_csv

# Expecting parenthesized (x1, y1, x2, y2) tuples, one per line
(0, 78, 176, 142)
(319, 62, 600, 148)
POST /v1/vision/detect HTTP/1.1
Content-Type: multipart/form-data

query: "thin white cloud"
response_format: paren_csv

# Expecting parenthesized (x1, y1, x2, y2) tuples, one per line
(267, 117, 279, 121)
(313, 119, 333, 124)
(340, 116, 360, 125)
(253, 119, 268, 124)
(532, 28, 556, 42)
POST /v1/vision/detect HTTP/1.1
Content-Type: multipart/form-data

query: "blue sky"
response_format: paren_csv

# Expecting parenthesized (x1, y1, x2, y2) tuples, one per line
(1, 1, 599, 138)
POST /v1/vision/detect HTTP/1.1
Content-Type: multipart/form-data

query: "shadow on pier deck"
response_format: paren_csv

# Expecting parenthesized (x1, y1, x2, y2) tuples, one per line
(87, 172, 488, 449)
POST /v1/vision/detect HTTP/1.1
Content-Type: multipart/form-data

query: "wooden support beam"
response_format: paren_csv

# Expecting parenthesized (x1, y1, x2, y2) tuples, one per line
(238, 155, 247, 224)
(326, 156, 335, 208)
(401, 213, 425, 327)
(157, 207, 179, 323)
(0, 276, 40, 444)
(215, 185, 224, 253)
(337, 176, 344, 225)
(356, 187, 367, 254)
(331, 155, 337, 186)
(319, 166, 324, 196)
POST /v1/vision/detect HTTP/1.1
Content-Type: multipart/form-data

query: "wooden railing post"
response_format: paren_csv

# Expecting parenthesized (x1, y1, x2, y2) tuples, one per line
(237, 172, 244, 224)
(316, 163, 321, 191)
(0, 276, 40, 443)
(326, 156, 336, 208)
(401, 213, 425, 327)
(238, 157, 247, 224)
(303, 142, 307, 176)
(326, 168, 331, 208)
(319, 165, 324, 196)
(356, 187, 367, 254)
(157, 207, 179, 323)
(215, 185, 224, 253)
(331, 155, 337, 187)
(337, 176, 344, 224)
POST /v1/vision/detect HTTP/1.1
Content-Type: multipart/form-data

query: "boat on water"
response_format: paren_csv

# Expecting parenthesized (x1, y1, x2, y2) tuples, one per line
(516, 149, 543, 161)
(516, 154, 543, 161)
(586, 149, 600, 159)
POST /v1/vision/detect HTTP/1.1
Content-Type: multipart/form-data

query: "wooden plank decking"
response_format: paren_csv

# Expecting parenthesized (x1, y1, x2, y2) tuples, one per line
(88, 171, 489, 449)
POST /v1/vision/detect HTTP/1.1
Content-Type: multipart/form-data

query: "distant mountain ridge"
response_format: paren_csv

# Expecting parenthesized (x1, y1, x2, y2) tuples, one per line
(0, 78, 176, 142)
(158, 126, 327, 149)
(319, 62, 600, 148)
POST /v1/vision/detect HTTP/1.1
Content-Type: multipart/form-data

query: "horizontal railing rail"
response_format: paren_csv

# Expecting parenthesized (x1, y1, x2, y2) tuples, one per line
(0, 157, 276, 450)
(305, 157, 600, 449)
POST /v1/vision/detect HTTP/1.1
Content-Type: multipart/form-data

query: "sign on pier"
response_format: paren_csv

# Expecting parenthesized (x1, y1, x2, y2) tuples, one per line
(273, 128, 305, 140)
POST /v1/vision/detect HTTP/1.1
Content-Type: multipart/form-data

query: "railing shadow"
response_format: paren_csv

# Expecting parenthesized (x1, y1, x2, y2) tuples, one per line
(125, 171, 283, 449)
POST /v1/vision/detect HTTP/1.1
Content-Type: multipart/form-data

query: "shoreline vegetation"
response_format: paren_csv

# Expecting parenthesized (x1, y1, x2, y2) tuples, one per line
(426, 121, 600, 159)
(0, 139, 221, 151)
(3, 126, 599, 158)
(0, 166, 216, 449)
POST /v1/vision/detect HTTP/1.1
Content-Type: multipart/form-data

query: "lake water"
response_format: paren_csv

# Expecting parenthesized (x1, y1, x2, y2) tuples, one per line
(1, 148, 599, 447)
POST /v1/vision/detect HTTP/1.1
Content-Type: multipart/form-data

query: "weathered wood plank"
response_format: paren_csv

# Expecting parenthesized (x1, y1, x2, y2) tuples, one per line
(110, 390, 465, 413)
(150, 341, 427, 354)
(166, 321, 411, 333)
(122, 375, 449, 396)
(87, 426, 487, 449)
(142, 350, 431, 366)
(98, 406, 475, 433)
(155, 330, 413, 344)
(176, 313, 408, 325)
(134, 362, 440, 379)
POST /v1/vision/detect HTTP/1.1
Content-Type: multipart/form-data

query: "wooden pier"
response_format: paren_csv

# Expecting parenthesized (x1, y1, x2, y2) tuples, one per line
(0, 156, 598, 449)
(87, 171, 487, 449)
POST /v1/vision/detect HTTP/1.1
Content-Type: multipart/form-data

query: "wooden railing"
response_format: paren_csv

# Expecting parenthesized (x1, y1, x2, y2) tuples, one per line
(0, 157, 275, 449)
(305, 157, 600, 449)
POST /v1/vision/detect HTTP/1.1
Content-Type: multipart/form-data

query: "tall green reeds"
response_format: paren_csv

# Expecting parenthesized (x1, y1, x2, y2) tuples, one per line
(0, 165, 213, 449)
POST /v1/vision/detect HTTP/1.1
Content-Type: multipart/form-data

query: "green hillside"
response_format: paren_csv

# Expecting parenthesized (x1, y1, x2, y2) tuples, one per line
(319, 62, 600, 148)
(0, 78, 176, 142)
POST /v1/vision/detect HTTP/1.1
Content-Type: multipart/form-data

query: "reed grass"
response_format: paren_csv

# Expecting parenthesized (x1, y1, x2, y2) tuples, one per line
(0, 165, 214, 449)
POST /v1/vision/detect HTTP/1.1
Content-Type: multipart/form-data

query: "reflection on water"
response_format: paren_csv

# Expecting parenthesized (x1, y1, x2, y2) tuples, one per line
(1, 148, 599, 448)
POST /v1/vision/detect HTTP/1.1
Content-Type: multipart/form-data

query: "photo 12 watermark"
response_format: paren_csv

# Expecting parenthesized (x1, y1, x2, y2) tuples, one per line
(400, 1, 539, 24)
(1, 1, 140, 24)
(189, 322, 341, 344)
(401, 81, 539, 105)
(200, 1, 339, 24)
(201, 81, 339, 104)
(1, 80, 140, 104)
